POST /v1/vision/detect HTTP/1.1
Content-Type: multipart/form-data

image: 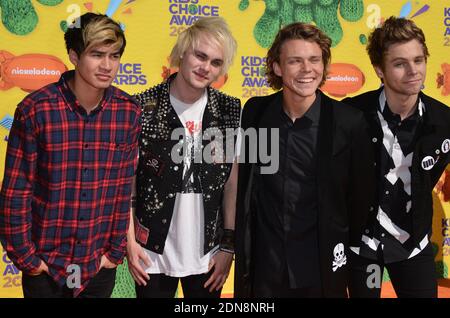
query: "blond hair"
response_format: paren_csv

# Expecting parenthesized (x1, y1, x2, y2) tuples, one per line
(169, 16, 237, 75)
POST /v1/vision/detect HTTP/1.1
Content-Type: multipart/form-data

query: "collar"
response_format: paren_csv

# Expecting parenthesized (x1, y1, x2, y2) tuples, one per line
(58, 70, 113, 113)
(279, 90, 321, 124)
(378, 88, 425, 118)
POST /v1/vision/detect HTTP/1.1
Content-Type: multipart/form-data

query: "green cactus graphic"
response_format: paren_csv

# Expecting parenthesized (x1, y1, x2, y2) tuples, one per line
(0, 0, 64, 36)
(239, 0, 364, 47)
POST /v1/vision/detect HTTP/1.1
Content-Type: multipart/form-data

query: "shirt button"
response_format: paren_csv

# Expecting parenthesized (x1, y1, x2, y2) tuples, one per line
(372, 137, 377, 143)
(76, 240, 81, 245)
(381, 233, 385, 238)
(398, 122, 401, 126)
(365, 229, 369, 234)
(84, 144, 89, 149)
(173, 166, 179, 171)
(83, 168, 88, 174)
(154, 245, 159, 250)
(374, 162, 377, 166)
(436, 149, 440, 155)
(82, 192, 87, 198)
(369, 206, 374, 211)
(161, 219, 167, 224)
(385, 191, 389, 195)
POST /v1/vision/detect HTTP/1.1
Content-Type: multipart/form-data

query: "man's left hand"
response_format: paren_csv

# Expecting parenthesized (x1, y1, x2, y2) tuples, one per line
(204, 250, 233, 293)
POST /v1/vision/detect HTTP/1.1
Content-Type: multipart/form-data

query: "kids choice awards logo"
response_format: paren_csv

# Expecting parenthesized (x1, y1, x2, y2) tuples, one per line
(241, 56, 270, 99)
(442, 218, 450, 257)
(168, 0, 220, 36)
(1, 250, 21, 290)
(444, 7, 450, 46)
(113, 63, 147, 86)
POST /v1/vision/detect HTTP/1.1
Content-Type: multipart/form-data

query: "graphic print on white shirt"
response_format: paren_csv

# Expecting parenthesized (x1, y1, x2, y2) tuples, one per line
(142, 90, 218, 277)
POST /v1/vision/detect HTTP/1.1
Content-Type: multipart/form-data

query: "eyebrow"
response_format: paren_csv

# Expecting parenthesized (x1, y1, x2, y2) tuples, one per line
(90, 49, 121, 55)
(287, 55, 322, 59)
(194, 49, 223, 62)
(390, 55, 425, 62)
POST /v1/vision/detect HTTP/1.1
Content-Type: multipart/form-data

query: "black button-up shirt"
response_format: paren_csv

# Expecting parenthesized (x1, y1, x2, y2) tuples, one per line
(252, 93, 321, 289)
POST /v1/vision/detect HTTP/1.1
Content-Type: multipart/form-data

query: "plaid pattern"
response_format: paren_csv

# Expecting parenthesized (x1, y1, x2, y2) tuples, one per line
(0, 71, 141, 295)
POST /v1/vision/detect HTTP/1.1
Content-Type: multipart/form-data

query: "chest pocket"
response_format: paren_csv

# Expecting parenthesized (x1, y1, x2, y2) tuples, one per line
(98, 142, 127, 172)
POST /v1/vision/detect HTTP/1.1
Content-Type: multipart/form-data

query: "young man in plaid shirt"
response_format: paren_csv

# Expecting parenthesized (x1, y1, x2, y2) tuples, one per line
(0, 13, 141, 298)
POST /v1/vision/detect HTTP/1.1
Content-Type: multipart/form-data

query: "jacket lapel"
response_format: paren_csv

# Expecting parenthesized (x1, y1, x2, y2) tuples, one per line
(317, 91, 333, 178)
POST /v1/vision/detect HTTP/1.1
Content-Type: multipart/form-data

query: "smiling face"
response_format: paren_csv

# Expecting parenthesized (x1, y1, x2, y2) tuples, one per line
(69, 43, 121, 92)
(376, 39, 427, 98)
(177, 34, 224, 92)
(273, 39, 324, 103)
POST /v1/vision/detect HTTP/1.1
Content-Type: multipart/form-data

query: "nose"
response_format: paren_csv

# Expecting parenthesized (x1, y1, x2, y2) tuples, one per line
(100, 56, 112, 71)
(201, 60, 211, 72)
(407, 62, 418, 75)
(302, 60, 312, 72)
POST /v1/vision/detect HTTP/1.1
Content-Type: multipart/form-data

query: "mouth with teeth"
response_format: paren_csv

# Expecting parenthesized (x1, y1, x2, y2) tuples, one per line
(296, 78, 315, 84)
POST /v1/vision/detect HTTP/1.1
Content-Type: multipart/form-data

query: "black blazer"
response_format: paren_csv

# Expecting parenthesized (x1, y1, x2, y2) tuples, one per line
(234, 90, 374, 297)
(343, 88, 450, 246)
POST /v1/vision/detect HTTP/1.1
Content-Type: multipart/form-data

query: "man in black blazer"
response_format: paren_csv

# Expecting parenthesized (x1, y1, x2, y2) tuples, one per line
(343, 17, 450, 298)
(234, 22, 373, 298)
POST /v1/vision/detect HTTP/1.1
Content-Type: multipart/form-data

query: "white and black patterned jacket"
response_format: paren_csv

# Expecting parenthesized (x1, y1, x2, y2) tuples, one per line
(344, 88, 450, 262)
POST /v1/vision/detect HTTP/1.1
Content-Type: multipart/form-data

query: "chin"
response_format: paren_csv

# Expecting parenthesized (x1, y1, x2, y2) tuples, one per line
(191, 80, 210, 89)
(94, 82, 113, 89)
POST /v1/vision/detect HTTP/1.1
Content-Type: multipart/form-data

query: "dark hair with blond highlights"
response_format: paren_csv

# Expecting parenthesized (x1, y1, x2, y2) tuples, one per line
(367, 16, 429, 69)
(266, 22, 332, 90)
(64, 13, 126, 57)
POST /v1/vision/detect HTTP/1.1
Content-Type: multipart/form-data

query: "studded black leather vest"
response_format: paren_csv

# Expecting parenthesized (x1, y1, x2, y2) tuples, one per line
(133, 75, 241, 255)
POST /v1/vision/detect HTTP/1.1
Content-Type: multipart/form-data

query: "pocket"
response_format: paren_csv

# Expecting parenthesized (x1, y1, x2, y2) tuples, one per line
(99, 142, 126, 166)
(97, 142, 127, 181)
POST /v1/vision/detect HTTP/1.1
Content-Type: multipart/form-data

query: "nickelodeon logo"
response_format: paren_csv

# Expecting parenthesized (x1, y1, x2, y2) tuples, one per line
(321, 63, 365, 98)
(0, 50, 67, 92)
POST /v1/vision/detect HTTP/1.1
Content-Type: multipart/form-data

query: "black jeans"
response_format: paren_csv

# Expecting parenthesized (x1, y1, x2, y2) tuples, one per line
(252, 264, 324, 298)
(348, 243, 437, 298)
(135, 271, 222, 298)
(22, 268, 117, 298)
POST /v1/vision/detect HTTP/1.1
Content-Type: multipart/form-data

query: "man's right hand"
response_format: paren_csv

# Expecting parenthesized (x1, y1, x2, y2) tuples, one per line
(127, 239, 151, 286)
(28, 260, 49, 276)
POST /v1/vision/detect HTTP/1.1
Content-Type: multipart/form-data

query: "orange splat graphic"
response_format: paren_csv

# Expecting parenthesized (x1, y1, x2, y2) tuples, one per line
(84, 2, 93, 12)
(437, 63, 450, 96)
(434, 169, 450, 202)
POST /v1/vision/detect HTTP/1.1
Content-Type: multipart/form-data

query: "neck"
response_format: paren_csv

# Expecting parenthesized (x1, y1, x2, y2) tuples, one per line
(170, 74, 206, 104)
(384, 88, 419, 120)
(69, 76, 104, 114)
(282, 90, 317, 122)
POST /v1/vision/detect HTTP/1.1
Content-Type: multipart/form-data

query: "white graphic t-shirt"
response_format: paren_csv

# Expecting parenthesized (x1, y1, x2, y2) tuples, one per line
(142, 90, 218, 277)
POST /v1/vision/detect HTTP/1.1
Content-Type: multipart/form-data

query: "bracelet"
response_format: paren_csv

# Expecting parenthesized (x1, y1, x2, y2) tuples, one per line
(219, 229, 235, 254)
(219, 247, 234, 254)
